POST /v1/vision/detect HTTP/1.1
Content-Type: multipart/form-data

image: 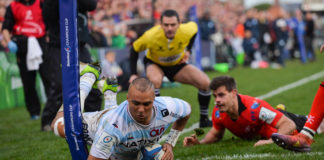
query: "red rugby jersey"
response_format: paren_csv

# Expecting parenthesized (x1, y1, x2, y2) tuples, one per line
(212, 94, 283, 139)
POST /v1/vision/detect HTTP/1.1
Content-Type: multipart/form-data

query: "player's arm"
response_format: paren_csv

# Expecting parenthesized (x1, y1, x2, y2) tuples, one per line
(88, 129, 118, 160)
(129, 46, 139, 83)
(179, 33, 197, 64)
(129, 33, 148, 83)
(163, 99, 191, 160)
(274, 114, 296, 135)
(162, 114, 190, 160)
(254, 101, 296, 147)
(183, 127, 224, 146)
(186, 33, 197, 53)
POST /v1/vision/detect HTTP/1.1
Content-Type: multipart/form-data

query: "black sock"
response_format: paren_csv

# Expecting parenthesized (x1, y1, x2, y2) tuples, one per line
(198, 90, 211, 120)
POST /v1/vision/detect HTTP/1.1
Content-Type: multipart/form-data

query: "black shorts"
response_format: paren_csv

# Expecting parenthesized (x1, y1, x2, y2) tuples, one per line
(278, 110, 307, 132)
(143, 57, 187, 82)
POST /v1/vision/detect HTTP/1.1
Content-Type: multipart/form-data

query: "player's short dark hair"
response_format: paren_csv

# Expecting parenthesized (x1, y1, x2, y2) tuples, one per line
(130, 77, 155, 92)
(210, 76, 237, 92)
(160, 9, 180, 23)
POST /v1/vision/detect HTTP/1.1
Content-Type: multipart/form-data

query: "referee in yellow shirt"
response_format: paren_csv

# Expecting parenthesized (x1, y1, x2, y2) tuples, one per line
(129, 9, 211, 128)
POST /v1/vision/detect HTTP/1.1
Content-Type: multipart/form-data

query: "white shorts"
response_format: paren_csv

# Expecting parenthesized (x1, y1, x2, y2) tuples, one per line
(82, 107, 116, 144)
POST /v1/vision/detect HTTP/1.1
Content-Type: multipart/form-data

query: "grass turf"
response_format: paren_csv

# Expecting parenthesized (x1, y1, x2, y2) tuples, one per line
(0, 53, 324, 160)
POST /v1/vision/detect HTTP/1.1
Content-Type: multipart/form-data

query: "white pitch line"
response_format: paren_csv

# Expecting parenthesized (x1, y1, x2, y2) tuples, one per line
(160, 120, 199, 142)
(160, 70, 324, 142)
(198, 152, 323, 160)
(257, 70, 324, 100)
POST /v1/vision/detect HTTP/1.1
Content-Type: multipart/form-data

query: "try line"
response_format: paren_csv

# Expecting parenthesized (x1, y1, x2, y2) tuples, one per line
(199, 152, 323, 160)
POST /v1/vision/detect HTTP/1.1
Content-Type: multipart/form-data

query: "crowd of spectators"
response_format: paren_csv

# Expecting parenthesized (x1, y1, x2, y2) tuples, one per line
(0, 0, 319, 69)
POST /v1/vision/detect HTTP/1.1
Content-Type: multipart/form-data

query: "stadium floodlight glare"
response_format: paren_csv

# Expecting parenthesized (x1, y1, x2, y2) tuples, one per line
(59, 0, 88, 159)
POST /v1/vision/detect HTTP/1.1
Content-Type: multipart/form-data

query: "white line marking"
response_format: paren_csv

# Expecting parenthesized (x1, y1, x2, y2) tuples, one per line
(160, 121, 199, 142)
(257, 70, 324, 100)
(196, 152, 323, 160)
(160, 70, 324, 142)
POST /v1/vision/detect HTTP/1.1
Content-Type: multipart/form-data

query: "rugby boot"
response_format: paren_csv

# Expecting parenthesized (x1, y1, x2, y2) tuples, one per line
(276, 104, 286, 111)
(271, 133, 313, 152)
(80, 63, 101, 88)
(103, 76, 118, 93)
(199, 117, 213, 128)
(103, 76, 118, 109)
(80, 63, 101, 112)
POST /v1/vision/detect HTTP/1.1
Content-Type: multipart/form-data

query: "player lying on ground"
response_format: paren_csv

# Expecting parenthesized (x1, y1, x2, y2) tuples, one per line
(271, 46, 324, 152)
(183, 76, 324, 147)
(51, 64, 191, 160)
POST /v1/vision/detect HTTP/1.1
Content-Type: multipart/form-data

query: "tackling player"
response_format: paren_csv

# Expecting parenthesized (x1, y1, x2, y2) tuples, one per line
(271, 45, 324, 152)
(52, 75, 191, 160)
(183, 76, 315, 147)
(129, 9, 212, 128)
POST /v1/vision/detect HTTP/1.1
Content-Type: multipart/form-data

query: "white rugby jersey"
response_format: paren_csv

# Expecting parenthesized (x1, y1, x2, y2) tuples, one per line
(88, 96, 191, 160)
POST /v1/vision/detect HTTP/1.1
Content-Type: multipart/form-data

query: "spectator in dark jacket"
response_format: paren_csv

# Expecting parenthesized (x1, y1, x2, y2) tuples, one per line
(243, 29, 258, 66)
(273, 16, 289, 67)
(304, 12, 315, 61)
(198, 11, 216, 41)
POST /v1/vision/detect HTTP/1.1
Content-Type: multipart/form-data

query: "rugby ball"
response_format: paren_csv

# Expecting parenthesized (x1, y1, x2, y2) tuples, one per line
(137, 144, 165, 160)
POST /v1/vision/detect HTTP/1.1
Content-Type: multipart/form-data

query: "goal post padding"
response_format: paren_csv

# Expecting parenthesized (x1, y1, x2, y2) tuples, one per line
(59, 0, 88, 159)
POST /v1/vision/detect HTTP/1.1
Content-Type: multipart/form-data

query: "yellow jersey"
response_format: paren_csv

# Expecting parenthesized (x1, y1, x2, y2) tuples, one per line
(132, 21, 198, 66)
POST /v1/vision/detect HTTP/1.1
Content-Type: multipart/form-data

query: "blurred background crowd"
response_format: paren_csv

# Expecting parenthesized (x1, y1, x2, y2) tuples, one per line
(1, 0, 323, 69)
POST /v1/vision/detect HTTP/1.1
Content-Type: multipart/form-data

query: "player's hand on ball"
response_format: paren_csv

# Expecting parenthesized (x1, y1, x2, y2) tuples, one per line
(253, 139, 273, 147)
(183, 134, 199, 146)
(162, 143, 174, 160)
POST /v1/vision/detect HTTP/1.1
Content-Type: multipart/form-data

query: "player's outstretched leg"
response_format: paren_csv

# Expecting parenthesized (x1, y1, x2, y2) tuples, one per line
(98, 76, 118, 109)
(271, 81, 324, 152)
(80, 63, 101, 112)
(271, 133, 313, 152)
(101, 76, 118, 109)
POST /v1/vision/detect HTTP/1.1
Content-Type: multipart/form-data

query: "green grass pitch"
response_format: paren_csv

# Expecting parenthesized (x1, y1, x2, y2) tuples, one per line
(1, 53, 324, 160)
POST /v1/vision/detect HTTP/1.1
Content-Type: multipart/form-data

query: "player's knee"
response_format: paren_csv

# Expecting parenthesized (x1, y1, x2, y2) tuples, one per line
(198, 78, 210, 91)
(52, 116, 65, 138)
(149, 77, 162, 88)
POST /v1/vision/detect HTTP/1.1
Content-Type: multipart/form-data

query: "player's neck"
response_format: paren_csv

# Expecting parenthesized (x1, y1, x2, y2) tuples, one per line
(227, 99, 239, 119)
